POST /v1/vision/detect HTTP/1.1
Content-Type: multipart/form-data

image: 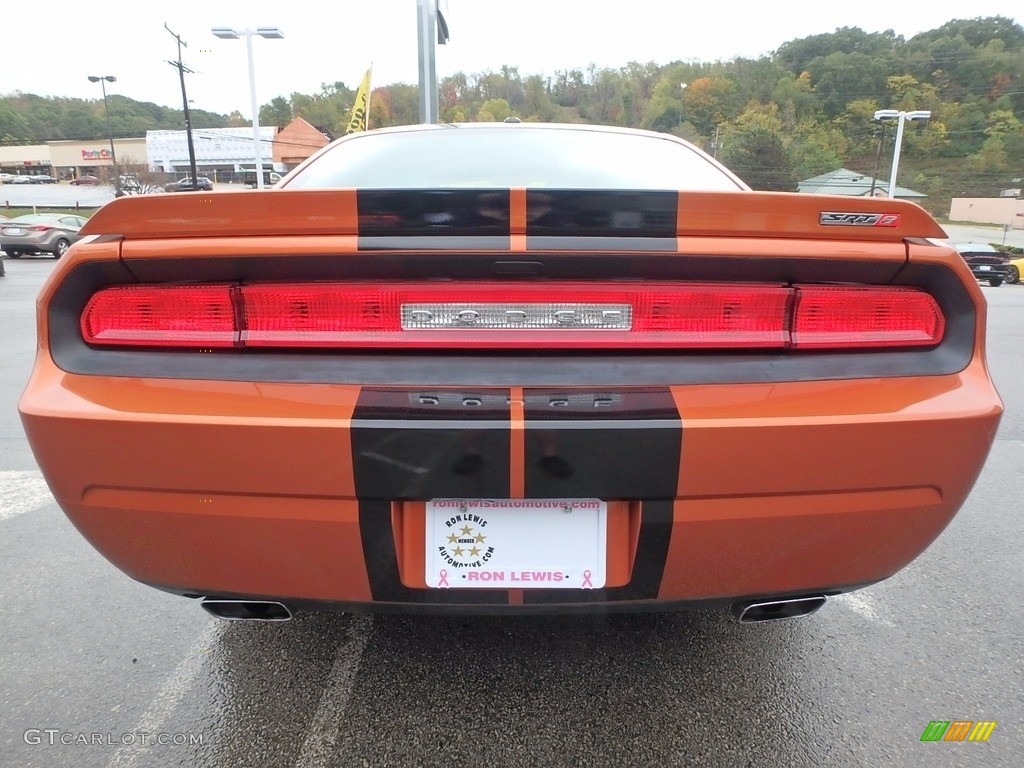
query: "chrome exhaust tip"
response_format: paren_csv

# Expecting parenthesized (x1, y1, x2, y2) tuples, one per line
(733, 595, 826, 623)
(200, 598, 292, 622)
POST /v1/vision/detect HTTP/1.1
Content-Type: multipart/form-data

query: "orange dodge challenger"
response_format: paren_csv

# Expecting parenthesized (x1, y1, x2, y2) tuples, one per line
(19, 124, 1002, 622)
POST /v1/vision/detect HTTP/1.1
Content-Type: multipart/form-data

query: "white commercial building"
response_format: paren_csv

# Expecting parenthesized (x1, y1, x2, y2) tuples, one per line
(146, 127, 281, 176)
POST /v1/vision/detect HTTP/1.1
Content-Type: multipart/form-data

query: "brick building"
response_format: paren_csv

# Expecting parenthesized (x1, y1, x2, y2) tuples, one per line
(273, 117, 332, 170)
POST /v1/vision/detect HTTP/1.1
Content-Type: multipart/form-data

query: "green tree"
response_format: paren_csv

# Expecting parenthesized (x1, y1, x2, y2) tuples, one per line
(789, 122, 848, 178)
(522, 75, 556, 122)
(771, 71, 820, 127)
(477, 98, 512, 122)
(968, 136, 1010, 176)
(775, 27, 902, 76)
(260, 97, 293, 129)
(912, 16, 1024, 50)
(683, 76, 741, 136)
(720, 107, 797, 192)
(807, 51, 893, 117)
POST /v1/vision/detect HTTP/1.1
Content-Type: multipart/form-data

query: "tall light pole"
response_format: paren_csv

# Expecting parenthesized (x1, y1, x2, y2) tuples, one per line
(873, 109, 931, 199)
(416, 0, 449, 124)
(678, 82, 687, 133)
(87, 75, 121, 196)
(212, 26, 284, 189)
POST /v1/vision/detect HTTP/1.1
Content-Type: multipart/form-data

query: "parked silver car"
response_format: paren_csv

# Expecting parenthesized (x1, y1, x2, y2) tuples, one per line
(0, 213, 88, 258)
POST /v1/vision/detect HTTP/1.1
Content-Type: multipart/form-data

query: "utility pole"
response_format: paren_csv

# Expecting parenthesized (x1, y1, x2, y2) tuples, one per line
(166, 23, 199, 186)
(869, 122, 887, 197)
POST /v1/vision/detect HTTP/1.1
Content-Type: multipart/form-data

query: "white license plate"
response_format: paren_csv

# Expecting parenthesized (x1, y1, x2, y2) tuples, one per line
(978, 265, 992, 271)
(425, 499, 607, 589)
(5, 228, 24, 235)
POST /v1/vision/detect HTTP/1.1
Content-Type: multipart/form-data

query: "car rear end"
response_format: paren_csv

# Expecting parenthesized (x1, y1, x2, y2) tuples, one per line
(18, 185, 1002, 617)
(955, 243, 1011, 286)
(1, 216, 63, 257)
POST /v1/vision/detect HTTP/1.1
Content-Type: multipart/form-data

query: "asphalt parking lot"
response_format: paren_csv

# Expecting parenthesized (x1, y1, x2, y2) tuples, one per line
(1, 249, 1021, 767)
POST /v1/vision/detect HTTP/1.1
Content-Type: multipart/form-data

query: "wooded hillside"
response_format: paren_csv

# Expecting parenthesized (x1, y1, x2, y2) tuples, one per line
(3, 16, 1021, 215)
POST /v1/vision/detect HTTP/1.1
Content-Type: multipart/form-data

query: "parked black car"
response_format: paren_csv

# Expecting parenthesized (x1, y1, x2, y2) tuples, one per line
(951, 242, 1010, 287)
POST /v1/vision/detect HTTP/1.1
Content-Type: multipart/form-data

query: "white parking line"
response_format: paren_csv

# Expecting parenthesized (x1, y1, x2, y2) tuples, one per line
(832, 592, 894, 626)
(0, 469, 54, 520)
(295, 614, 372, 768)
(106, 620, 224, 768)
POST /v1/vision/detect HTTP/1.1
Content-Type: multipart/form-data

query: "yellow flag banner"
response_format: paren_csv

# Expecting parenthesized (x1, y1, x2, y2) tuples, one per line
(345, 69, 372, 134)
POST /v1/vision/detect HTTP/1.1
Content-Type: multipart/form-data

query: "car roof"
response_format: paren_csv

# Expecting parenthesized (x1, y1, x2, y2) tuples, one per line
(285, 121, 748, 192)
(9, 213, 68, 222)
(951, 242, 999, 251)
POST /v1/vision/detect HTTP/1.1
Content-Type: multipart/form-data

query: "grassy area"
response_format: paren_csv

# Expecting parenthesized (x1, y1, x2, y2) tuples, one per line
(1, 207, 96, 219)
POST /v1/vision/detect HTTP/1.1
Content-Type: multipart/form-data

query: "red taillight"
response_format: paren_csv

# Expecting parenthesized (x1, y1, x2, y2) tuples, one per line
(79, 282, 945, 351)
(240, 283, 791, 348)
(28, 225, 52, 232)
(792, 286, 944, 348)
(81, 286, 237, 347)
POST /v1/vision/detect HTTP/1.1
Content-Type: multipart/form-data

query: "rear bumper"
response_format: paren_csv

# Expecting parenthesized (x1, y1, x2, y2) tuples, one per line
(1, 238, 56, 255)
(20, 354, 1002, 613)
(969, 265, 1009, 280)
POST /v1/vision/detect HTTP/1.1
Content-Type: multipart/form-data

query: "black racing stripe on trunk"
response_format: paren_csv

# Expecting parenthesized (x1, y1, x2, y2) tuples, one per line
(524, 499, 674, 604)
(358, 499, 509, 604)
(526, 190, 678, 238)
(357, 189, 511, 236)
(358, 236, 512, 251)
(526, 236, 677, 252)
(523, 388, 681, 500)
(351, 388, 512, 500)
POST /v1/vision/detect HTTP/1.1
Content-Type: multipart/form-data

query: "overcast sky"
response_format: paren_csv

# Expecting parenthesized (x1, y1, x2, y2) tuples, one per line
(3, 0, 1019, 116)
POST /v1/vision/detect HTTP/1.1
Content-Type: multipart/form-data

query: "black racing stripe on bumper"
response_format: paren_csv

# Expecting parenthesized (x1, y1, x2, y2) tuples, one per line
(524, 499, 675, 605)
(351, 388, 512, 500)
(526, 190, 678, 238)
(354, 387, 515, 604)
(358, 499, 509, 604)
(353, 386, 680, 606)
(357, 189, 511, 236)
(524, 388, 681, 499)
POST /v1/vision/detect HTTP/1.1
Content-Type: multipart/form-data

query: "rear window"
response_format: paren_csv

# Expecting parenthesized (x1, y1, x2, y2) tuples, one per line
(952, 243, 999, 254)
(285, 126, 745, 191)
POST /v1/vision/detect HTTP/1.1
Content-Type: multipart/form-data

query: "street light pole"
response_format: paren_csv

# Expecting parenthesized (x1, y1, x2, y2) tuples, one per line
(678, 82, 687, 133)
(88, 75, 120, 196)
(416, 0, 449, 124)
(212, 26, 284, 189)
(873, 109, 931, 198)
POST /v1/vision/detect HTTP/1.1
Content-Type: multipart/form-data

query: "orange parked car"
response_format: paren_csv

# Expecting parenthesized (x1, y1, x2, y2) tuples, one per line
(19, 124, 1002, 622)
